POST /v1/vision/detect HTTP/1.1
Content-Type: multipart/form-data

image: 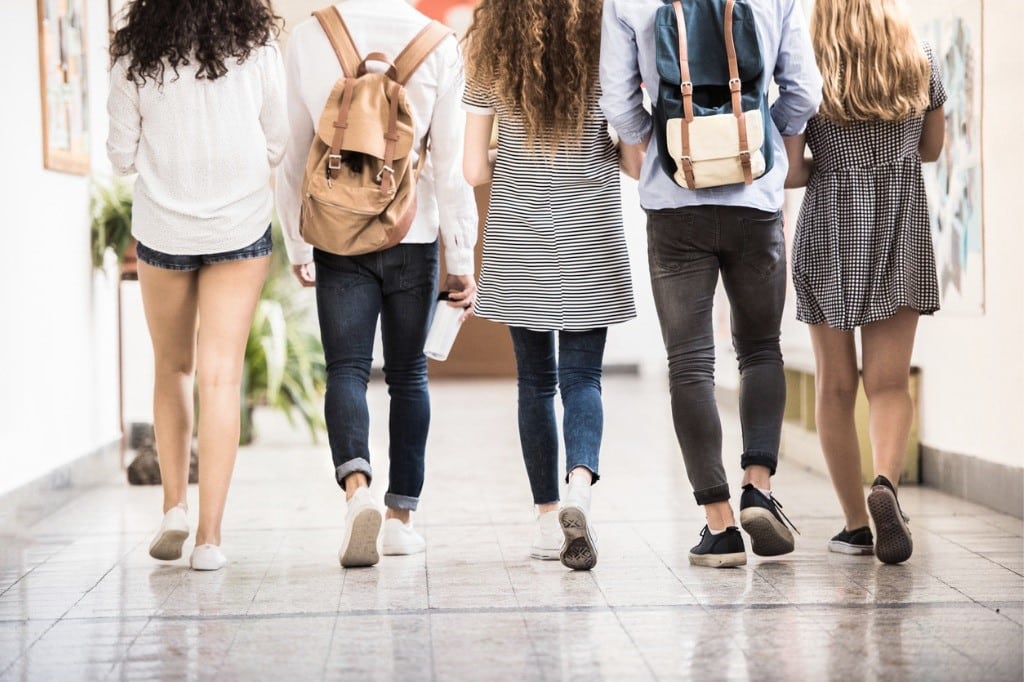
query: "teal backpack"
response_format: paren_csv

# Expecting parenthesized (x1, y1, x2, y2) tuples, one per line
(653, 0, 774, 189)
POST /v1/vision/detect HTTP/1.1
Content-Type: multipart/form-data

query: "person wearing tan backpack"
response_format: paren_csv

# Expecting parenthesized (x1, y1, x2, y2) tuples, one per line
(276, 0, 477, 568)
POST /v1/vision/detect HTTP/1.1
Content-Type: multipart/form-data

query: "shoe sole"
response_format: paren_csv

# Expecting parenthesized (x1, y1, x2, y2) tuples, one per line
(529, 548, 561, 561)
(828, 540, 874, 556)
(867, 486, 913, 564)
(149, 529, 188, 561)
(382, 543, 425, 556)
(740, 507, 795, 557)
(339, 507, 382, 568)
(558, 506, 597, 571)
(688, 550, 747, 568)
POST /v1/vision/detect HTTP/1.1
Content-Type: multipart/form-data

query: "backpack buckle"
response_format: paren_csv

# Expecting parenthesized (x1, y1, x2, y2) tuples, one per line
(375, 165, 395, 184)
(728, 78, 742, 92)
(680, 81, 693, 96)
(328, 154, 343, 171)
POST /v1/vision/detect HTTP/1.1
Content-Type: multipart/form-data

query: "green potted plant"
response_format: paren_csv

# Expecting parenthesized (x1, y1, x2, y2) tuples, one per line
(240, 222, 327, 444)
(90, 178, 137, 277)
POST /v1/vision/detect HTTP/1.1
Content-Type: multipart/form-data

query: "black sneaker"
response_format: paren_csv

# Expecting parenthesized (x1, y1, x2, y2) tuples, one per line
(828, 526, 874, 555)
(739, 484, 799, 556)
(688, 526, 747, 568)
(867, 475, 913, 564)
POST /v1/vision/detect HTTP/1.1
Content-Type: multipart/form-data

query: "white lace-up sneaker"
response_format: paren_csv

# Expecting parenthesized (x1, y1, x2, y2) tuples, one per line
(381, 518, 426, 556)
(149, 504, 189, 561)
(189, 544, 227, 571)
(338, 487, 382, 568)
(530, 509, 563, 560)
(559, 476, 598, 570)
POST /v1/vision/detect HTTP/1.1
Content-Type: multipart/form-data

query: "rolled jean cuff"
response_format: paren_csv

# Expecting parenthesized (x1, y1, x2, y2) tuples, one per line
(741, 450, 778, 476)
(564, 465, 600, 486)
(693, 483, 731, 506)
(384, 492, 419, 511)
(335, 458, 373, 489)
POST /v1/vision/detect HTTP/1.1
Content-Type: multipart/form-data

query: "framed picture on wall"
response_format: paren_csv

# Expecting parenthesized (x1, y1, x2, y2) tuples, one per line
(37, 0, 90, 175)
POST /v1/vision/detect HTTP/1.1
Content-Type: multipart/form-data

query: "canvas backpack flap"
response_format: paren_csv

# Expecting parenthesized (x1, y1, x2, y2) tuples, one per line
(653, 0, 774, 190)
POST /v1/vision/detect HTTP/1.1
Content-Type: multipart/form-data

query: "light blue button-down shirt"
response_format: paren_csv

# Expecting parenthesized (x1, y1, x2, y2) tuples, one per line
(600, 0, 822, 212)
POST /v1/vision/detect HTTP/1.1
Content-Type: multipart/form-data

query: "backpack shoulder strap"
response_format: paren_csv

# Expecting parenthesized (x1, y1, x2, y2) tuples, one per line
(313, 6, 362, 78)
(393, 21, 452, 86)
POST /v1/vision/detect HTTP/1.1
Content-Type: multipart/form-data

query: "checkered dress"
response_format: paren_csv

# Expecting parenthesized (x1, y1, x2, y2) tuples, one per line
(792, 44, 948, 330)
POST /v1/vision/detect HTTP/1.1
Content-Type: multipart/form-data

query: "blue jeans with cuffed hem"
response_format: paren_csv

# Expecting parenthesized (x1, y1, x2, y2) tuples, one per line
(314, 241, 439, 512)
(509, 327, 607, 506)
(646, 205, 787, 507)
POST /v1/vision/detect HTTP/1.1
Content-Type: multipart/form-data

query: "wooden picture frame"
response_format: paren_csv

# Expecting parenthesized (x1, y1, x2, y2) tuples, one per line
(37, 0, 90, 175)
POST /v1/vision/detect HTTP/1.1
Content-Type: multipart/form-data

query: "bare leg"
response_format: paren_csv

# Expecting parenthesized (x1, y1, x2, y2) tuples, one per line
(808, 322, 869, 530)
(705, 501, 737, 530)
(138, 262, 199, 514)
(193, 256, 271, 546)
(860, 308, 919, 487)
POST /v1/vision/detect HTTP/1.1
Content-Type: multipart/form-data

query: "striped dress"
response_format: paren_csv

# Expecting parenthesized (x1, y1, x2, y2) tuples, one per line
(462, 76, 636, 332)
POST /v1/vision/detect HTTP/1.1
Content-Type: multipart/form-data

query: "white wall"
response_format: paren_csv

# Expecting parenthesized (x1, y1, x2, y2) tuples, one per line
(0, 1, 121, 496)
(910, 0, 1024, 469)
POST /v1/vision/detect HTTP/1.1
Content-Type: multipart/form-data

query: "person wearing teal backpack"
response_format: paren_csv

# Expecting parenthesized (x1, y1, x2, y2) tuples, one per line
(600, 0, 821, 567)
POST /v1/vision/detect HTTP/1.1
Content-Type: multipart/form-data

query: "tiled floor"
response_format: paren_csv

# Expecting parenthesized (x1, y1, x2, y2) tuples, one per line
(1, 376, 1021, 680)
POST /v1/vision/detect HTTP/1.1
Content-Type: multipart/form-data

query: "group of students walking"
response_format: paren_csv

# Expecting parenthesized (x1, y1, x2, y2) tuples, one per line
(106, 0, 946, 573)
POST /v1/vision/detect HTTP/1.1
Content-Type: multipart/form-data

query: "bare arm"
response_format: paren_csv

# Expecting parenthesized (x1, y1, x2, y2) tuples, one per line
(463, 112, 495, 187)
(919, 106, 945, 163)
(783, 134, 812, 189)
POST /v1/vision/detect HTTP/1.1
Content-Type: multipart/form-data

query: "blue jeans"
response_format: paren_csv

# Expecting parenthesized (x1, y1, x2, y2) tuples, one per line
(509, 327, 607, 505)
(136, 225, 272, 271)
(646, 205, 787, 506)
(313, 241, 439, 511)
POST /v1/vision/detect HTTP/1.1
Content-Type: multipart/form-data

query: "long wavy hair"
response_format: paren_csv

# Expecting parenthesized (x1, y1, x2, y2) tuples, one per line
(463, 0, 602, 150)
(110, 0, 281, 86)
(811, 0, 930, 125)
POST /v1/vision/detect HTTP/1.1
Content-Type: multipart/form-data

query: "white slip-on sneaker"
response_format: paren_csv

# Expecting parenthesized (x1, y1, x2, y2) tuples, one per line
(149, 504, 189, 561)
(559, 476, 598, 570)
(189, 544, 228, 571)
(530, 509, 563, 560)
(338, 487, 383, 568)
(381, 518, 426, 556)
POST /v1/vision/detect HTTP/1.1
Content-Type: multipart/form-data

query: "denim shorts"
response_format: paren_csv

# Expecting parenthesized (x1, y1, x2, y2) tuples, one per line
(136, 225, 273, 271)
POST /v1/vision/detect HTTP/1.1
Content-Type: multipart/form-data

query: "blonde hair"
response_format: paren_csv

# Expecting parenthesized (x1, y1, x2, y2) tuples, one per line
(811, 0, 930, 125)
(463, 0, 602, 151)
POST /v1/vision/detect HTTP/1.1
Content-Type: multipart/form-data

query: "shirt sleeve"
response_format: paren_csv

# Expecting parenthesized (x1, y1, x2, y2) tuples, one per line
(461, 65, 495, 115)
(106, 59, 141, 176)
(924, 42, 948, 112)
(275, 37, 316, 265)
(260, 42, 290, 168)
(431, 38, 478, 276)
(769, 0, 822, 136)
(598, 0, 652, 146)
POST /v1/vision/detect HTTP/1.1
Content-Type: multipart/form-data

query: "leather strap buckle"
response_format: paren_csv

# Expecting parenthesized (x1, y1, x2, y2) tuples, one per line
(680, 81, 693, 96)
(328, 154, 343, 171)
(728, 78, 741, 92)
(375, 165, 395, 184)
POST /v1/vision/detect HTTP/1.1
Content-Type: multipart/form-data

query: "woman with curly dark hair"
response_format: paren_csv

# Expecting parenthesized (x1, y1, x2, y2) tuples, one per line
(462, 0, 636, 571)
(106, 0, 288, 571)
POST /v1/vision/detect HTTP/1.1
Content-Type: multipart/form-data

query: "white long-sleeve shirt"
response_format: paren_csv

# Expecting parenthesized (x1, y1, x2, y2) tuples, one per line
(276, 0, 477, 274)
(106, 43, 289, 255)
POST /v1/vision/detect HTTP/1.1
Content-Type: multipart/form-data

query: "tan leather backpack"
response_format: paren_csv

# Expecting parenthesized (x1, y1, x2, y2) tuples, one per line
(300, 7, 450, 255)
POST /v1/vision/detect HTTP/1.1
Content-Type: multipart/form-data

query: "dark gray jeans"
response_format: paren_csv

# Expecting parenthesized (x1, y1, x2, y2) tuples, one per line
(646, 205, 787, 506)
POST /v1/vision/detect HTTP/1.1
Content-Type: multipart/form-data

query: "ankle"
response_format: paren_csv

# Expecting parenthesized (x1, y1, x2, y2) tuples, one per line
(163, 500, 187, 514)
(536, 502, 559, 515)
(386, 508, 411, 524)
(568, 467, 593, 486)
(741, 465, 772, 490)
(343, 472, 369, 500)
(704, 501, 735, 530)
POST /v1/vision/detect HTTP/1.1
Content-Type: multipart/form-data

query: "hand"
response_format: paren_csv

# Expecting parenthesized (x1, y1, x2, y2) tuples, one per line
(292, 262, 316, 287)
(443, 274, 478, 321)
(618, 137, 648, 181)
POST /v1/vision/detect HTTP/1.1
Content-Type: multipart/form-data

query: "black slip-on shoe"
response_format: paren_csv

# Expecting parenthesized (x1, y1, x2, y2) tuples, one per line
(739, 484, 799, 557)
(828, 525, 874, 555)
(867, 475, 913, 564)
(688, 525, 747, 568)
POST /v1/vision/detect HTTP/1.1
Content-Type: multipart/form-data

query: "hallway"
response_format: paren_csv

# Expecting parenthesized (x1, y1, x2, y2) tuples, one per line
(0, 376, 1021, 681)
